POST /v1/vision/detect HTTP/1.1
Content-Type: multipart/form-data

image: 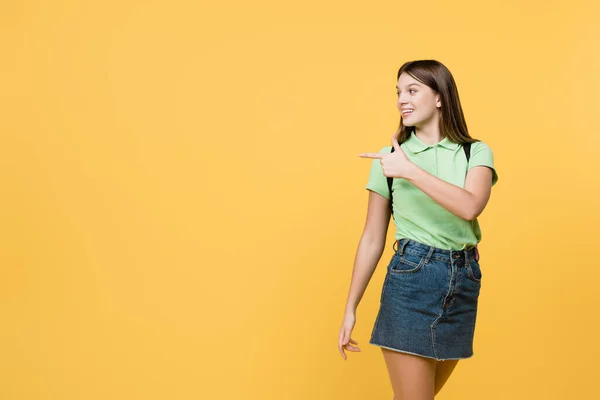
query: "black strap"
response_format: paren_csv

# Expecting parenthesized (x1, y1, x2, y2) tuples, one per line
(386, 147, 396, 216)
(387, 142, 472, 220)
(463, 142, 471, 163)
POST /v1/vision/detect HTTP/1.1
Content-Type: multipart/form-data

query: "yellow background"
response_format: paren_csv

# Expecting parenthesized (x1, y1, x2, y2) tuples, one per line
(1, 0, 598, 399)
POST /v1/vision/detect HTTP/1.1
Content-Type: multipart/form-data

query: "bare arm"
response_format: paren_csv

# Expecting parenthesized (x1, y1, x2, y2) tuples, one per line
(406, 165, 493, 221)
(344, 190, 391, 315)
(360, 135, 494, 221)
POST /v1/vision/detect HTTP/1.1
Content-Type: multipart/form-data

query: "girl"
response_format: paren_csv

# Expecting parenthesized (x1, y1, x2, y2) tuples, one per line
(337, 60, 498, 400)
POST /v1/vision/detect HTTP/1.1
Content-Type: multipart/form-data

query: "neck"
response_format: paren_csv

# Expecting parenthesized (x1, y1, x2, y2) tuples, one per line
(414, 121, 441, 145)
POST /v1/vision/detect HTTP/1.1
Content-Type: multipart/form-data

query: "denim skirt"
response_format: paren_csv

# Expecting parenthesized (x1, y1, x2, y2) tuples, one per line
(369, 238, 482, 361)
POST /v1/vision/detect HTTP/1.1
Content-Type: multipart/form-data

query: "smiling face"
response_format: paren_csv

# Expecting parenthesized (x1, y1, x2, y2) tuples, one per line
(396, 72, 442, 129)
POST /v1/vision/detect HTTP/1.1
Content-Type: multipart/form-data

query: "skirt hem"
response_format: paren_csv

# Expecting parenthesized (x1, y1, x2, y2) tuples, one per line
(368, 341, 474, 361)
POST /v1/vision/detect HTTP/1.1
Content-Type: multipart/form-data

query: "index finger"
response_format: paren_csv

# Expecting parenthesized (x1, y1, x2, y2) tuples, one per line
(359, 152, 383, 159)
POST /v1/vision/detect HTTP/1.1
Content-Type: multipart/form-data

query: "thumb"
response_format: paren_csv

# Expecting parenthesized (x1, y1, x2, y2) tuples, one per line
(391, 133, 401, 151)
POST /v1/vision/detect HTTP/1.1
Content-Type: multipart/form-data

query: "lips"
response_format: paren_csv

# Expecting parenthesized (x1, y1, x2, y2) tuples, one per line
(401, 109, 414, 118)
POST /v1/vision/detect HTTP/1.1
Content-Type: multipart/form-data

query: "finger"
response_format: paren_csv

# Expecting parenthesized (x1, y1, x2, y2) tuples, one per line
(338, 331, 347, 359)
(342, 330, 350, 346)
(339, 343, 346, 359)
(338, 338, 346, 358)
(391, 134, 401, 151)
(344, 342, 360, 350)
(348, 338, 358, 345)
(359, 152, 383, 159)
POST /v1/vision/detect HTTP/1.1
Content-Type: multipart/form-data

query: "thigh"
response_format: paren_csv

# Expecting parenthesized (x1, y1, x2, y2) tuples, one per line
(434, 360, 459, 395)
(381, 348, 436, 400)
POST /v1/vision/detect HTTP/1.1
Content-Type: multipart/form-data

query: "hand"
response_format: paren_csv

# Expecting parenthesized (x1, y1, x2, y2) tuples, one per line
(359, 134, 415, 179)
(338, 313, 361, 360)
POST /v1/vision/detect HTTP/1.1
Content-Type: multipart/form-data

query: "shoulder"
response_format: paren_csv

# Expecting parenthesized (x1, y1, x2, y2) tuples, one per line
(467, 140, 498, 185)
(470, 140, 493, 152)
(468, 140, 495, 159)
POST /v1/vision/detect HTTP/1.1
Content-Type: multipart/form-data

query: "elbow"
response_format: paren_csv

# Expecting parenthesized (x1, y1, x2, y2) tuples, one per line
(463, 204, 483, 221)
(361, 234, 386, 251)
(463, 210, 477, 221)
(460, 194, 486, 221)
(360, 233, 386, 253)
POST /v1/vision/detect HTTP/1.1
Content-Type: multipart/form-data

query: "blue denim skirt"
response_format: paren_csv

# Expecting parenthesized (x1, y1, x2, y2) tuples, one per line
(369, 238, 482, 361)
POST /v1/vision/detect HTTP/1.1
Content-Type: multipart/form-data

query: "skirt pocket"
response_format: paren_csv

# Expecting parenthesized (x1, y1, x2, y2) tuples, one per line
(466, 258, 482, 283)
(390, 250, 427, 274)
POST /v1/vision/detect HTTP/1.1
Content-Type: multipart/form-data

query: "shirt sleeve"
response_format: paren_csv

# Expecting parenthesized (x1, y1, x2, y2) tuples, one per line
(468, 141, 498, 186)
(365, 146, 393, 199)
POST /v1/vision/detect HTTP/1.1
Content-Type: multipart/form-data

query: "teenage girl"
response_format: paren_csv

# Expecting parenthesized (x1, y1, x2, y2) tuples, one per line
(337, 59, 498, 400)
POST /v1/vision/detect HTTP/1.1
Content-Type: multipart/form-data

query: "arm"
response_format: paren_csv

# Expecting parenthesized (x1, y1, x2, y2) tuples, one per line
(344, 190, 391, 315)
(339, 189, 391, 359)
(360, 136, 495, 221)
(406, 164, 493, 221)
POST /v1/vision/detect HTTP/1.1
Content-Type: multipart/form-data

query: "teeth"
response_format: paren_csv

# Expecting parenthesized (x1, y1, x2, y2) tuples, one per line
(403, 110, 414, 113)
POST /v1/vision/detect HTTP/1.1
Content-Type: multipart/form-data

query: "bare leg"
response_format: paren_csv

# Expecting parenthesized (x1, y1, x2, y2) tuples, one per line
(434, 360, 459, 396)
(381, 348, 436, 400)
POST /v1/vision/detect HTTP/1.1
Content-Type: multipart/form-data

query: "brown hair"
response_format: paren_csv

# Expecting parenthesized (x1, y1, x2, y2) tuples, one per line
(395, 60, 477, 144)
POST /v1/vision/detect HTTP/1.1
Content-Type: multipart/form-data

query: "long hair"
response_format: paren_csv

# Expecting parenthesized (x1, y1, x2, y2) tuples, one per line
(395, 60, 477, 144)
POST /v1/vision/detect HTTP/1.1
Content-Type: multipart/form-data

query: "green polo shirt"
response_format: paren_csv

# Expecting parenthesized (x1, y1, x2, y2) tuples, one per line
(365, 132, 498, 250)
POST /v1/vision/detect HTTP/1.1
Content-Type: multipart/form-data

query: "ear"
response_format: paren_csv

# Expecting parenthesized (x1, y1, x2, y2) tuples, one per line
(436, 96, 442, 108)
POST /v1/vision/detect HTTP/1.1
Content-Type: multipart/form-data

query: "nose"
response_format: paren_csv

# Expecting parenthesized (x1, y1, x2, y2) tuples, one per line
(397, 92, 409, 105)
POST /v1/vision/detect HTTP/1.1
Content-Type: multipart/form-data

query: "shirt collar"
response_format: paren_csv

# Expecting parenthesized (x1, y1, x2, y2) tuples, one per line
(438, 136, 460, 150)
(403, 132, 460, 153)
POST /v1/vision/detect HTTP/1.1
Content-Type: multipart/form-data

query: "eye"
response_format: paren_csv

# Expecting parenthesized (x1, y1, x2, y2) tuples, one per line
(409, 89, 416, 94)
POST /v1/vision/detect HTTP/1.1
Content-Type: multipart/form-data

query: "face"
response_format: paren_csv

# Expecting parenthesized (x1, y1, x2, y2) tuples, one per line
(396, 72, 441, 128)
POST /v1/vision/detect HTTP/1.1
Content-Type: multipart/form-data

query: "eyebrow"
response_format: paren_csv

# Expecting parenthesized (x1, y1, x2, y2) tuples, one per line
(396, 83, 422, 89)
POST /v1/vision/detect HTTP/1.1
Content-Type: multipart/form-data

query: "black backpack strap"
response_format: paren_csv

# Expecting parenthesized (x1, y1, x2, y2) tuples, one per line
(387, 147, 395, 219)
(463, 142, 471, 163)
